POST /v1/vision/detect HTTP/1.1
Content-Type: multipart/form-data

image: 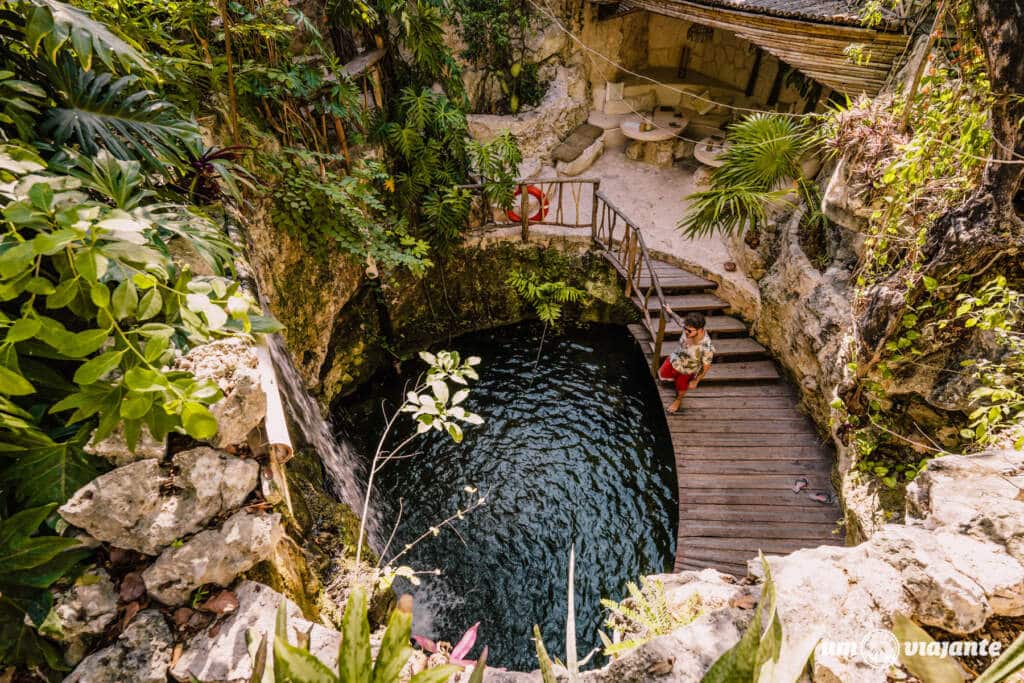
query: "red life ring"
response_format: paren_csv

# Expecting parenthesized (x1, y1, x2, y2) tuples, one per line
(506, 185, 549, 223)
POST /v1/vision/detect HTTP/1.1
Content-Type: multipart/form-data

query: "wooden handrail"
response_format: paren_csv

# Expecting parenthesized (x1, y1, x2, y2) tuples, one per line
(592, 189, 677, 376)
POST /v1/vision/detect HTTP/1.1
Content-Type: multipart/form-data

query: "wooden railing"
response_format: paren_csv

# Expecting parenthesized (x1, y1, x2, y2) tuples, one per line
(464, 178, 601, 241)
(592, 191, 673, 376)
(464, 178, 674, 376)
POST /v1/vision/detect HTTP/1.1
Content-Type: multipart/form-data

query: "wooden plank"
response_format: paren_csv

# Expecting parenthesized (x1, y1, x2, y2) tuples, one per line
(675, 558, 748, 575)
(669, 432, 824, 446)
(668, 397, 798, 410)
(677, 461, 832, 477)
(682, 522, 840, 540)
(674, 445, 830, 458)
(680, 505, 838, 524)
(648, 337, 767, 359)
(632, 293, 728, 312)
(668, 419, 816, 434)
(665, 407, 807, 420)
(703, 361, 780, 383)
(657, 383, 794, 397)
(663, 316, 748, 337)
(678, 489, 836, 507)
(680, 537, 825, 554)
(680, 472, 834, 488)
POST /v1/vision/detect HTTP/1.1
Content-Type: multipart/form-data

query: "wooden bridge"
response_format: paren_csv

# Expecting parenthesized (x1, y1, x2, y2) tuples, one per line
(469, 179, 842, 574)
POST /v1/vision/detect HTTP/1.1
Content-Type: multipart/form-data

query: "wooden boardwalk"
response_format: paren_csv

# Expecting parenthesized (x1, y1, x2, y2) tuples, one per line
(621, 258, 842, 575)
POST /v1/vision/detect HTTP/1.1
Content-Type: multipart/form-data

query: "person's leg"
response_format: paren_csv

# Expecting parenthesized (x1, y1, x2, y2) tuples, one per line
(668, 373, 692, 413)
(658, 357, 676, 383)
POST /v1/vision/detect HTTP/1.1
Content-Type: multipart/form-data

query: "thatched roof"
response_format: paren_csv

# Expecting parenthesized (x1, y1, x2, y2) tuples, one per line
(685, 0, 904, 30)
(611, 0, 913, 94)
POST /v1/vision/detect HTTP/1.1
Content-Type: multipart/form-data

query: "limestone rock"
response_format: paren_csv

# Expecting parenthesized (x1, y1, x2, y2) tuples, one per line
(176, 337, 266, 447)
(143, 509, 283, 605)
(821, 156, 873, 232)
(171, 581, 340, 682)
(41, 569, 118, 664)
(65, 610, 173, 683)
(467, 65, 589, 163)
(59, 448, 259, 555)
(556, 138, 603, 176)
(85, 421, 165, 465)
(624, 139, 675, 167)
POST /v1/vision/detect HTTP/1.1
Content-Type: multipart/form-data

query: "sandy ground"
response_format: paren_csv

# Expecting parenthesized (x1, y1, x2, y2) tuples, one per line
(492, 146, 762, 318)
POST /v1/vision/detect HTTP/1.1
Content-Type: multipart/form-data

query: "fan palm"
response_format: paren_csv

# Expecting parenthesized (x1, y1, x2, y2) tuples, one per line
(679, 113, 819, 239)
(39, 57, 200, 176)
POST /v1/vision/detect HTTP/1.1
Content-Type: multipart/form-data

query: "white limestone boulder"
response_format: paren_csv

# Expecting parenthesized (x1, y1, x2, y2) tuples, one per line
(64, 610, 173, 683)
(143, 509, 283, 605)
(59, 448, 259, 555)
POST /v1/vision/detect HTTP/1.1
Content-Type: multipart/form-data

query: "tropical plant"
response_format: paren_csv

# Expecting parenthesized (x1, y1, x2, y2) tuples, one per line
(413, 622, 484, 667)
(700, 555, 817, 683)
(444, 0, 545, 114)
(505, 270, 586, 326)
(251, 587, 465, 683)
(599, 577, 703, 656)
(0, 504, 92, 673)
(353, 351, 484, 568)
(678, 113, 820, 239)
(38, 58, 201, 176)
(263, 150, 432, 274)
(375, 88, 521, 253)
(533, 545, 600, 682)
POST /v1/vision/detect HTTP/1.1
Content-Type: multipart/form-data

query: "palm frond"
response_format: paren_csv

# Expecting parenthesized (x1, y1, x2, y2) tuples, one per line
(715, 113, 810, 191)
(679, 185, 791, 239)
(39, 58, 200, 175)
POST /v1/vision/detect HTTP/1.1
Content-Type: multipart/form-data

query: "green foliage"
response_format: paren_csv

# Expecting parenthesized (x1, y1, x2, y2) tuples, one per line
(39, 58, 201, 176)
(264, 150, 432, 274)
(505, 269, 586, 325)
(0, 504, 91, 674)
(600, 577, 702, 656)
(976, 631, 1024, 683)
(444, 0, 545, 114)
(255, 586, 464, 683)
(376, 88, 520, 253)
(533, 624, 558, 683)
(679, 113, 818, 239)
(701, 555, 815, 683)
(892, 612, 1024, 683)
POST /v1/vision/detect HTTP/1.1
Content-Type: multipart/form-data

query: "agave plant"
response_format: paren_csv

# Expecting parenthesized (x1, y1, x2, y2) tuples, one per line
(679, 113, 821, 239)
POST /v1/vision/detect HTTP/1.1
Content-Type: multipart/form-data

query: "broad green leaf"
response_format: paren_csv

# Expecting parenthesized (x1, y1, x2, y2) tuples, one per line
(181, 402, 217, 440)
(120, 394, 152, 420)
(62, 329, 109, 358)
(467, 647, 488, 683)
(89, 282, 109, 308)
(72, 350, 123, 385)
(6, 318, 41, 343)
(24, 277, 55, 295)
(893, 613, 964, 683)
(6, 536, 81, 572)
(0, 504, 57, 552)
(111, 280, 138, 320)
(137, 288, 162, 320)
(123, 367, 166, 392)
(32, 229, 78, 255)
(338, 586, 371, 683)
(272, 637, 336, 683)
(0, 242, 35, 279)
(46, 279, 78, 309)
(371, 604, 413, 683)
(0, 365, 35, 396)
(5, 443, 102, 507)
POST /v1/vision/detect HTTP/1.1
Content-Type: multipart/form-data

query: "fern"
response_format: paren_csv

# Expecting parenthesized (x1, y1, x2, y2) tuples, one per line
(506, 270, 586, 325)
(600, 577, 703, 656)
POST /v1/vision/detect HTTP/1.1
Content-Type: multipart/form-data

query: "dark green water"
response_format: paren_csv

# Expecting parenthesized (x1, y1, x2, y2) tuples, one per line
(336, 322, 677, 670)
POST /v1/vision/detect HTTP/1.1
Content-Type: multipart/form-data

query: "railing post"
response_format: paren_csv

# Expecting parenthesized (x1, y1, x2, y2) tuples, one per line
(652, 309, 666, 377)
(519, 183, 529, 243)
(624, 231, 638, 298)
(590, 181, 600, 241)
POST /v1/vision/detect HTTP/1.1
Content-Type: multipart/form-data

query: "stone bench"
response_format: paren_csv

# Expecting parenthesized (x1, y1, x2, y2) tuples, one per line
(552, 123, 605, 176)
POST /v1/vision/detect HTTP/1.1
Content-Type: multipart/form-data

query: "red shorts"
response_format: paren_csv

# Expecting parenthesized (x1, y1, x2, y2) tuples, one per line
(659, 357, 695, 393)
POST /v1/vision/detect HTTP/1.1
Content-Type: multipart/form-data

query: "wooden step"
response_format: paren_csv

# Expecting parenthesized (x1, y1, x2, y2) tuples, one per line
(604, 254, 715, 292)
(647, 337, 767, 360)
(703, 361, 780, 383)
(631, 293, 728, 313)
(664, 316, 748, 338)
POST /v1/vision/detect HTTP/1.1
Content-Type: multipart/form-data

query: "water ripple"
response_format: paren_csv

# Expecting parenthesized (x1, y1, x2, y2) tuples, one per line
(336, 322, 677, 671)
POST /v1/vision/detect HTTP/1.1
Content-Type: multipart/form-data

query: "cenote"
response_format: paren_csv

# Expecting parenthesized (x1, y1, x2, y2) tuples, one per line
(336, 321, 678, 670)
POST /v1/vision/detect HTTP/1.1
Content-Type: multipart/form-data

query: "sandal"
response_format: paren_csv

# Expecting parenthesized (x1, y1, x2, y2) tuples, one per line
(791, 477, 809, 494)
(809, 491, 836, 505)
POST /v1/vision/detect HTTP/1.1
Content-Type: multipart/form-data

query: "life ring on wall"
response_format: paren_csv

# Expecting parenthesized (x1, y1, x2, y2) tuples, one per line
(506, 185, 549, 223)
